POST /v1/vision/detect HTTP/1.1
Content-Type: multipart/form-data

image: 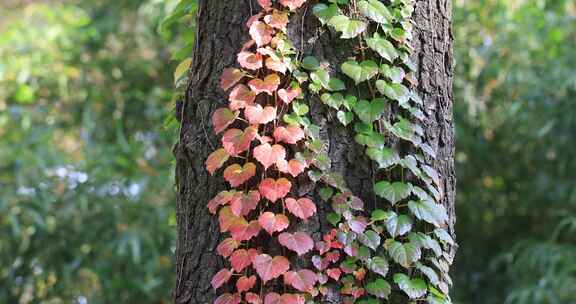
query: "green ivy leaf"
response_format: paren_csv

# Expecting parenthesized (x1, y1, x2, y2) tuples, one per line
(353, 99, 386, 123)
(367, 256, 389, 277)
(327, 212, 342, 226)
(366, 279, 392, 299)
(358, 230, 381, 250)
(366, 32, 399, 62)
(434, 228, 455, 246)
(380, 64, 405, 83)
(337, 110, 354, 126)
(301, 56, 320, 70)
(374, 181, 412, 205)
(385, 240, 421, 268)
(311, 69, 330, 87)
(375, 80, 410, 105)
(355, 132, 386, 149)
(415, 262, 440, 286)
(393, 273, 428, 299)
(343, 95, 357, 110)
(319, 187, 334, 201)
(313, 3, 339, 25)
(391, 27, 411, 42)
(292, 102, 309, 116)
(371, 209, 392, 222)
(366, 147, 400, 169)
(328, 77, 346, 91)
(408, 200, 449, 227)
(341, 60, 379, 84)
(358, 0, 393, 24)
(321, 93, 345, 109)
(408, 232, 442, 257)
(385, 213, 413, 238)
(329, 15, 368, 39)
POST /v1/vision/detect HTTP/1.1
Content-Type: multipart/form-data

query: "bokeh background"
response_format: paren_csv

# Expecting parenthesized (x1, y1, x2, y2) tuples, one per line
(0, 0, 574, 303)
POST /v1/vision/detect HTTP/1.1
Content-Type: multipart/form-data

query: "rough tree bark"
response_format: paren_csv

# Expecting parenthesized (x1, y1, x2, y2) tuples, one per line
(173, 1, 455, 303)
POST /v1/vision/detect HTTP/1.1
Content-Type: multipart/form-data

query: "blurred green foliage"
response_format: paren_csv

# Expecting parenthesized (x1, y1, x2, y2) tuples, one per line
(0, 0, 575, 303)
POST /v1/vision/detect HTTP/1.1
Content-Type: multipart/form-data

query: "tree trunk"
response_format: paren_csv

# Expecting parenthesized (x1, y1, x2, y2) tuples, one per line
(173, 1, 455, 303)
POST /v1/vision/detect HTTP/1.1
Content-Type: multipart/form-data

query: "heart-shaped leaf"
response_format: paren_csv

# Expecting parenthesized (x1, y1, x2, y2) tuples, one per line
(284, 269, 317, 293)
(353, 99, 386, 123)
(253, 254, 290, 283)
(279, 0, 306, 10)
(258, 212, 290, 235)
(222, 126, 258, 156)
(237, 52, 263, 70)
(218, 207, 243, 233)
(259, 178, 292, 202)
(385, 240, 421, 268)
(320, 92, 345, 109)
(248, 73, 281, 96)
(273, 125, 305, 144)
(264, 293, 305, 304)
(366, 278, 391, 299)
(229, 219, 261, 241)
(236, 275, 257, 293)
(367, 256, 389, 277)
(216, 238, 239, 258)
(223, 163, 256, 187)
(312, 4, 338, 25)
(329, 15, 367, 39)
(415, 262, 440, 286)
(393, 273, 428, 299)
(206, 148, 230, 175)
(278, 87, 302, 104)
(229, 84, 256, 110)
(266, 57, 288, 74)
(249, 21, 274, 47)
(341, 60, 379, 84)
(380, 64, 405, 83)
(358, 230, 381, 250)
(221, 68, 245, 91)
(211, 268, 233, 289)
(246, 293, 261, 304)
(366, 147, 400, 169)
(230, 190, 260, 217)
(375, 80, 410, 105)
(374, 181, 412, 205)
(257, 0, 272, 9)
(285, 197, 317, 220)
(349, 216, 368, 234)
(264, 11, 289, 29)
(326, 268, 342, 281)
(245, 104, 277, 125)
(385, 213, 413, 237)
(337, 111, 354, 126)
(366, 32, 399, 62)
(230, 248, 259, 272)
(358, 0, 393, 24)
(212, 108, 239, 134)
(277, 159, 307, 177)
(278, 232, 314, 256)
(254, 143, 286, 169)
(214, 293, 241, 304)
(408, 200, 448, 227)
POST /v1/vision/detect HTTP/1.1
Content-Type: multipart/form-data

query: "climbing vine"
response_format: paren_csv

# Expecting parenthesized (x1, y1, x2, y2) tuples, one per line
(202, 0, 454, 303)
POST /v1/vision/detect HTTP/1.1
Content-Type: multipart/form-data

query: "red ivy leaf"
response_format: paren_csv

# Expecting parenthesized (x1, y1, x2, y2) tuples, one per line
(277, 87, 301, 104)
(285, 197, 317, 220)
(277, 159, 306, 177)
(256, 0, 272, 10)
(211, 268, 233, 289)
(218, 207, 243, 233)
(264, 293, 305, 304)
(222, 126, 258, 156)
(238, 51, 263, 70)
(212, 108, 239, 134)
(253, 143, 286, 170)
(258, 212, 290, 235)
(236, 275, 257, 293)
(283, 269, 317, 293)
(279, 0, 307, 11)
(264, 11, 289, 29)
(248, 73, 281, 96)
(229, 220, 261, 241)
(229, 84, 257, 110)
(249, 21, 274, 47)
(265, 57, 287, 74)
(230, 248, 259, 272)
(230, 190, 260, 217)
(259, 178, 292, 202)
(215, 293, 241, 304)
(348, 216, 368, 234)
(216, 238, 239, 258)
(208, 190, 237, 214)
(206, 148, 230, 175)
(253, 254, 290, 283)
(244, 104, 277, 125)
(278, 232, 314, 256)
(223, 163, 256, 187)
(246, 292, 262, 304)
(221, 68, 244, 91)
(273, 125, 305, 144)
(326, 268, 341, 281)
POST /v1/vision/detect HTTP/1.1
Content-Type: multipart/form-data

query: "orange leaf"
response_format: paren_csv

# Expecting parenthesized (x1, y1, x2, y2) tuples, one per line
(264, 293, 305, 304)
(212, 108, 239, 134)
(277, 159, 306, 177)
(248, 73, 281, 96)
(223, 163, 256, 187)
(215, 293, 241, 304)
(279, 0, 306, 11)
(216, 238, 239, 258)
(236, 275, 257, 293)
(264, 11, 289, 29)
(218, 207, 244, 233)
(211, 268, 233, 289)
(265, 57, 287, 74)
(283, 269, 317, 293)
(208, 190, 237, 214)
(238, 51, 263, 70)
(230, 249, 259, 272)
(259, 178, 292, 202)
(249, 21, 274, 47)
(230, 190, 260, 217)
(256, 0, 272, 10)
(244, 104, 277, 125)
(246, 292, 262, 304)
(222, 126, 258, 156)
(229, 84, 256, 110)
(205, 148, 230, 175)
(253, 143, 286, 169)
(229, 219, 261, 241)
(273, 125, 304, 144)
(326, 268, 342, 281)
(253, 254, 290, 283)
(221, 68, 244, 91)
(258, 212, 290, 235)
(277, 87, 301, 104)
(285, 197, 316, 220)
(278, 232, 314, 256)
